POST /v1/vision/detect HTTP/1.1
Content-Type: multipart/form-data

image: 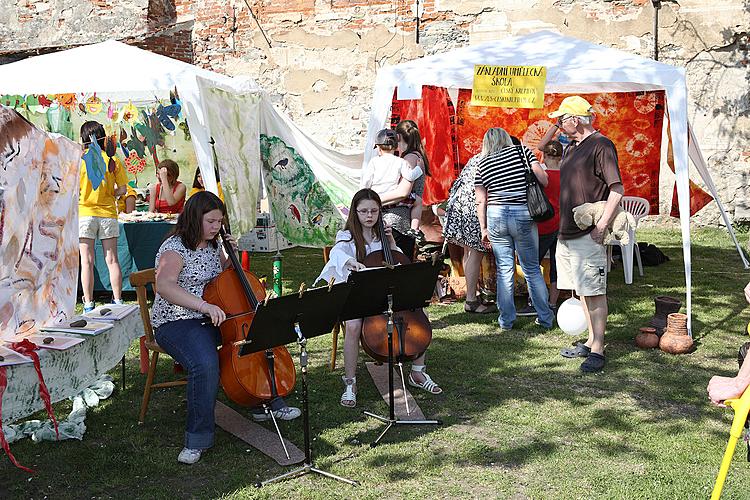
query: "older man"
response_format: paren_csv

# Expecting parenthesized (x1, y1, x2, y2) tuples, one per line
(549, 96, 624, 373)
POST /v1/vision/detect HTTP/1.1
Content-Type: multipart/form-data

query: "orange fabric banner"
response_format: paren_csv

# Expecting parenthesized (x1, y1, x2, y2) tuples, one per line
(390, 86, 459, 206)
(455, 90, 665, 214)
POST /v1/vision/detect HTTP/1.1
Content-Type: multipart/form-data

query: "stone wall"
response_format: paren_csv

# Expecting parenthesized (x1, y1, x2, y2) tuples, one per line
(1, 0, 748, 225)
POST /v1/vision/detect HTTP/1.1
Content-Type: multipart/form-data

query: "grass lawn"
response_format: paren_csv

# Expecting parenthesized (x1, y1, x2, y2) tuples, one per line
(2, 227, 750, 499)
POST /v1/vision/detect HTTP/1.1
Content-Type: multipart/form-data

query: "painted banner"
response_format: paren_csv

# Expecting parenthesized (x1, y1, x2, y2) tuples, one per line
(1, 93, 198, 193)
(390, 85, 458, 206)
(0, 106, 82, 340)
(471, 65, 546, 109)
(199, 84, 262, 235)
(455, 90, 667, 212)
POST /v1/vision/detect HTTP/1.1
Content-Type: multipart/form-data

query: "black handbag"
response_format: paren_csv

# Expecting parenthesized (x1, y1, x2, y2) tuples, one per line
(517, 146, 554, 222)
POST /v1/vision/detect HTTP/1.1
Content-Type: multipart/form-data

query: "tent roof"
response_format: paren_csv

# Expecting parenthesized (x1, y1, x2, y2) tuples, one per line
(385, 30, 684, 98)
(0, 40, 237, 95)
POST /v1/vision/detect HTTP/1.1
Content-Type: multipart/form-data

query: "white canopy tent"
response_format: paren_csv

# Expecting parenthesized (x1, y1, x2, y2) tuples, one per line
(366, 30, 749, 335)
(0, 40, 363, 241)
(0, 39, 243, 195)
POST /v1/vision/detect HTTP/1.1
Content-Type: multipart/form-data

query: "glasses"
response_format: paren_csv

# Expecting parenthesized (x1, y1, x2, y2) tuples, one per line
(356, 209, 380, 216)
(559, 115, 576, 124)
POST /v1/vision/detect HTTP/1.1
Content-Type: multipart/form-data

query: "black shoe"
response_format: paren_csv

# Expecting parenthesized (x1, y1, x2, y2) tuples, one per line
(580, 352, 605, 373)
(517, 304, 537, 317)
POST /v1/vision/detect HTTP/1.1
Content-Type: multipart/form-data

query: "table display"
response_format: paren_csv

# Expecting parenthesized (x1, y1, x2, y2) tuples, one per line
(2, 312, 143, 424)
(93, 220, 174, 291)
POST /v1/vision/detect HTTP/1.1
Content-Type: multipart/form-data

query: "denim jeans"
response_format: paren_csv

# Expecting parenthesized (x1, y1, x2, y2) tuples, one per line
(487, 205, 554, 329)
(155, 318, 221, 450)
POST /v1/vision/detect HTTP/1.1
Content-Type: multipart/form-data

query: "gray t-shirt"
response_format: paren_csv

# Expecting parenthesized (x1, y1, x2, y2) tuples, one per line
(150, 235, 223, 329)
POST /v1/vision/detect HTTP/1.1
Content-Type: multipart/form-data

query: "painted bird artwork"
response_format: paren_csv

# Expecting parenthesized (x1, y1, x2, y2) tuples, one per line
(259, 134, 347, 247)
(288, 203, 301, 223)
(273, 158, 288, 170)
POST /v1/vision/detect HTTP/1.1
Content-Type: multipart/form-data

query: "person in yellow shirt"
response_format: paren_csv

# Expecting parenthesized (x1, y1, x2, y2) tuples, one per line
(79, 120, 128, 312)
(117, 184, 137, 214)
(188, 167, 224, 202)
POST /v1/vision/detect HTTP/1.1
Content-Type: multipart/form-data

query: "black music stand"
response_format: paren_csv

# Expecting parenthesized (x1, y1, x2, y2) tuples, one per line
(343, 260, 443, 447)
(240, 282, 358, 488)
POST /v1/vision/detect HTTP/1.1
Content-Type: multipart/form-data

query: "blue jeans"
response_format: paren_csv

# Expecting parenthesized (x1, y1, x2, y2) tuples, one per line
(155, 318, 221, 450)
(487, 205, 554, 329)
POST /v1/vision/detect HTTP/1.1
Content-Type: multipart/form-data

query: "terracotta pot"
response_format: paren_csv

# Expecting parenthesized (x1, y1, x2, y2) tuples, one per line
(635, 332, 660, 349)
(650, 296, 682, 335)
(659, 331, 694, 354)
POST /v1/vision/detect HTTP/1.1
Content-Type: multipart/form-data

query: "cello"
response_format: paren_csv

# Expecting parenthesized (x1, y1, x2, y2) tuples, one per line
(360, 218, 432, 362)
(203, 225, 296, 407)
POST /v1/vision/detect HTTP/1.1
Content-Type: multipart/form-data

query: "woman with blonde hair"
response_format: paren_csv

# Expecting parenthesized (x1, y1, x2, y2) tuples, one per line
(443, 129, 509, 313)
(475, 128, 554, 331)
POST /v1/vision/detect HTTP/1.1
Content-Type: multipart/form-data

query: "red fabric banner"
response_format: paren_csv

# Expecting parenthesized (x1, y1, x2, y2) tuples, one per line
(393, 87, 713, 216)
(390, 86, 458, 205)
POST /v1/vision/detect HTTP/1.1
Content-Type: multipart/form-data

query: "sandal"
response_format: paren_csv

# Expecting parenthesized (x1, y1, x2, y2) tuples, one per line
(580, 352, 605, 373)
(408, 366, 442, 394)
(560, 344, 591, 358)
(340, 376, 356, 408)
(464, 300, 497, 314)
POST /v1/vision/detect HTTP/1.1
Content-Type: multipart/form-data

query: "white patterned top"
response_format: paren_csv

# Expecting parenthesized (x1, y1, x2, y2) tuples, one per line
(150, 235, 223, 329)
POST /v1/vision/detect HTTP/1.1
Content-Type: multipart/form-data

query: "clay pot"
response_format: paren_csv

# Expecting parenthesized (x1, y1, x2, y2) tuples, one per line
(659, 332, 694, 354)
(635, 327, 660, 349)
(659, 313, 693, 354)
(650, 296, 682, 335)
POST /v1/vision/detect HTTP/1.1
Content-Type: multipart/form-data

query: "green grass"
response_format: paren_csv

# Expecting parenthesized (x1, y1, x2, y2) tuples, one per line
(2, 228, 750, 499)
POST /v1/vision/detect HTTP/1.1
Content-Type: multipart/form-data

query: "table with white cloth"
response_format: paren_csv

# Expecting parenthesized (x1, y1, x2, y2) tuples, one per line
(1, 312, 143, 424)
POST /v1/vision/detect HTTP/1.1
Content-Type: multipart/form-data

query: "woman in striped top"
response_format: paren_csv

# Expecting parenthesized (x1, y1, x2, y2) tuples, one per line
(474, 128, 555, 331)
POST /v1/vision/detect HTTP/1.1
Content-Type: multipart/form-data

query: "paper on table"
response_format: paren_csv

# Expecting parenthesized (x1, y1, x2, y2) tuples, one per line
(83, 304, 138, 321)
(22, 334, 85, 351)
(40, 318, 114, 336)
(0, 345, 33, 366)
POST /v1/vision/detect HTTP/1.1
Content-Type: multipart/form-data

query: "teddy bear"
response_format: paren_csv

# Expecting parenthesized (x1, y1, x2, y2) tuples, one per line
(572, 201, 636, 245)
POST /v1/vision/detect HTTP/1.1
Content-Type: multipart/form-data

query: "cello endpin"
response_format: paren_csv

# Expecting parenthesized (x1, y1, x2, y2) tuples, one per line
(327, 277, 335, 292)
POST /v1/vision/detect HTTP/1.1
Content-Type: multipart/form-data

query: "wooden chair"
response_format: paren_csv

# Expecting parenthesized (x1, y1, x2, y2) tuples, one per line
(130, 268, 187, 424)
(323, 246, 344, 371)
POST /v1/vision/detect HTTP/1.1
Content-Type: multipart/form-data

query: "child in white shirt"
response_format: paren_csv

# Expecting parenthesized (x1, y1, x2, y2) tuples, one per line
(360, 129, 423, 235)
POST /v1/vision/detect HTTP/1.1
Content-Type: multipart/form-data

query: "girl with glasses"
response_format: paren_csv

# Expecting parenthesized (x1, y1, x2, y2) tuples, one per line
(317, 189, 443, 408)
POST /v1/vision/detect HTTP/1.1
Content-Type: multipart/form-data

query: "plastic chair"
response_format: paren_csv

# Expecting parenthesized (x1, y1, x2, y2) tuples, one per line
(130, 268, 187, 424)
(606, 196, 650, 285)
(711, 385, 750, 499)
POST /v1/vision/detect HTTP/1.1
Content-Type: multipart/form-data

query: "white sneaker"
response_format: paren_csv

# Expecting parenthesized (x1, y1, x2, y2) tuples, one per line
(177, 447, 202, 464)
(251, 406, 302, 422)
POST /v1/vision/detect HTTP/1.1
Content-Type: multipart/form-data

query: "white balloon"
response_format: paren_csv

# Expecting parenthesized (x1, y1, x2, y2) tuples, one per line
(557, 298, 588, 336)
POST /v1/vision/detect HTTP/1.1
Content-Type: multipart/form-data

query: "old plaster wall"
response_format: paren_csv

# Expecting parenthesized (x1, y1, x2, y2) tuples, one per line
(0, 0, 748, 225)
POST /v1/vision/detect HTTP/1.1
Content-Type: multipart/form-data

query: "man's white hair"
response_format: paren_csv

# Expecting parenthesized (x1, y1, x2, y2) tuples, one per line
(577, 113, 593, 126)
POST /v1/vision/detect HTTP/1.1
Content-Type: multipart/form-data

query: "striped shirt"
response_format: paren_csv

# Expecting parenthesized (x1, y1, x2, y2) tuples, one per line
(475, 145, 536, 205)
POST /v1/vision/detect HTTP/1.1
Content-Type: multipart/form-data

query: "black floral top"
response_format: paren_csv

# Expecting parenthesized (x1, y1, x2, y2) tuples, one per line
(150, 235, 223, 329)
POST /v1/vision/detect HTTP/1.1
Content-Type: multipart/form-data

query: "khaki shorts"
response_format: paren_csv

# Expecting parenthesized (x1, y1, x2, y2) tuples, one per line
(556, 234, 607, 296)
(79, 216, 120, 240)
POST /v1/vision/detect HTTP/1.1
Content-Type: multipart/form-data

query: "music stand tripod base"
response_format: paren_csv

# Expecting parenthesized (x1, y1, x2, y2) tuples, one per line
(362, 308, 441, 447)
(246, 283, 358, 488)
(343, 263, 445, 447)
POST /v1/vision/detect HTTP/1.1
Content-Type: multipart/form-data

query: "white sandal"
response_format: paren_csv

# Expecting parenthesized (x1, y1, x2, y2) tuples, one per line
(408, 365, 442, 395)
(340, 376, 356, 408)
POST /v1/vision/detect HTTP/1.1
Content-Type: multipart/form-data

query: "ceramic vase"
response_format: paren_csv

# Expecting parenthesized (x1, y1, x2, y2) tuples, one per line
(650, 296, 682, 335)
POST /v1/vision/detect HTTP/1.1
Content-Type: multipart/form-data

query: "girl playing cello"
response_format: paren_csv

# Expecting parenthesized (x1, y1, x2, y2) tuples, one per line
(317, 188, 443, 408)
(151, 191, 299, 465)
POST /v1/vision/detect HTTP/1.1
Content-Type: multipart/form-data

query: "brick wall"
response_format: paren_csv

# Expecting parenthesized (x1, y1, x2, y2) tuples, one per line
(132, 23, 194, 64)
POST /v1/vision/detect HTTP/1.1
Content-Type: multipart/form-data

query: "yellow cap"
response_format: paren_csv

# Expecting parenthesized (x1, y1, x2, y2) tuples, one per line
(548, 96, 593, 118)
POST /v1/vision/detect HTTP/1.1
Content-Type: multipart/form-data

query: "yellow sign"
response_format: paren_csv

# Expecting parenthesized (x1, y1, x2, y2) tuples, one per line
(470, 65, 547, 109)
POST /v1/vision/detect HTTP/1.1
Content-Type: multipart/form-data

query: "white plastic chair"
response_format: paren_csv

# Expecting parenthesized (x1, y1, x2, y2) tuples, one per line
(606, 196, 650, 284)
